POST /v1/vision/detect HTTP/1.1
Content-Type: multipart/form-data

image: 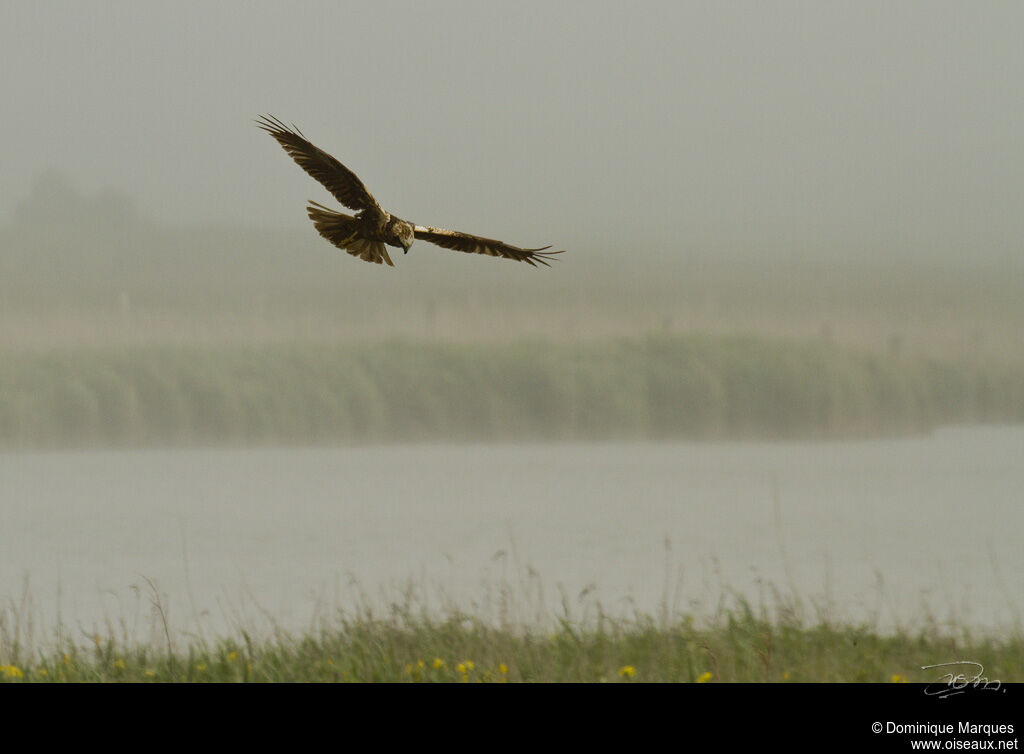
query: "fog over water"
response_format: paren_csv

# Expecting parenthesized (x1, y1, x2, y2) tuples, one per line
(2, 428, 1021, 638)
(2, 3, 1023, 643)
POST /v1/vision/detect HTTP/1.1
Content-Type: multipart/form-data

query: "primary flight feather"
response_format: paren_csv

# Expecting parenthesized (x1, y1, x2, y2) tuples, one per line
(256, 115, 563, 267)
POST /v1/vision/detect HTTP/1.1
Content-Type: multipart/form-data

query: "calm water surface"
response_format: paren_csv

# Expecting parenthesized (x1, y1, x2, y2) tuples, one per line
(1, 426, 1021, 637)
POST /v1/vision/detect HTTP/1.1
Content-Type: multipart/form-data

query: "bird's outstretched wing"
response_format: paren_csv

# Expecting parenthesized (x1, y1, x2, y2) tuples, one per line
(256, 115, 387, 221)
(412, 225, 564, 267)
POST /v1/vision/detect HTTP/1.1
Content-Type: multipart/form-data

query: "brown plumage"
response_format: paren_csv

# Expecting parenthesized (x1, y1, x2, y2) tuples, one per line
(257, 115, 563, 267)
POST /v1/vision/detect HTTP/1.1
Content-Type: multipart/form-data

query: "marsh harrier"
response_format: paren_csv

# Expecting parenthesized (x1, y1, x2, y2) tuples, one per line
(257, 115, 563, 267)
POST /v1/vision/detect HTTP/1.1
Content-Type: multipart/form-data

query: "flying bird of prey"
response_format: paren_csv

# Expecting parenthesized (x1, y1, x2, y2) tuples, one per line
(256, 115, 563, 267)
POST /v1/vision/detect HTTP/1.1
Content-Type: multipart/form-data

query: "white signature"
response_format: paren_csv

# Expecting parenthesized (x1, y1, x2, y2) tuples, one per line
(920, 661, 1003, 699)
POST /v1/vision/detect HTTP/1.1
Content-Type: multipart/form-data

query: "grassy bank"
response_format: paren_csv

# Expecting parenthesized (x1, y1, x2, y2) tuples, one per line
(2, 603, 1021, 683)
(1, 336, 1022, 449)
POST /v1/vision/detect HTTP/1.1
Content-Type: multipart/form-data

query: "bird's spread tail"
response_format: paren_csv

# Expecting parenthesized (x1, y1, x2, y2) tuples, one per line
(306, 201, 394, 266)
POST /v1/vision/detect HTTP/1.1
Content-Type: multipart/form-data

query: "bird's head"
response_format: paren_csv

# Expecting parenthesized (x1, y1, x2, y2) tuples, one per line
(396, 221, 415, 253)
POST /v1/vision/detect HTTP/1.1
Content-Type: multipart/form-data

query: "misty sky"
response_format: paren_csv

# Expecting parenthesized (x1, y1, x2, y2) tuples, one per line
(3, 1, 1023, 262)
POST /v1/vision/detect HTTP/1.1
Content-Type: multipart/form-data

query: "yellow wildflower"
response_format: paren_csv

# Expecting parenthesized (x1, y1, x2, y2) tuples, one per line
(891, 674, 907, 683)
(696, 671, 713, 683)
(499, 663, 508, 675)
(113, 658, 126, 670)
(145, 669, 156, 678)
(0, 665, 24, 679)
(432, 658, 444, 670)
(37, 668, 48, 678)
(227, 651, 238, 662)
(618, 665, 636, 679)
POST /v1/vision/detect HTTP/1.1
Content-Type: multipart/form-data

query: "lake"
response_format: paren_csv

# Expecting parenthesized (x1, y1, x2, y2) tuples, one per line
(1, 426, 1021, 640)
